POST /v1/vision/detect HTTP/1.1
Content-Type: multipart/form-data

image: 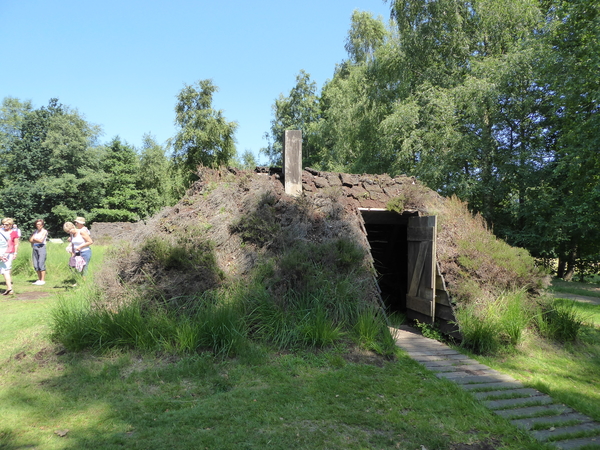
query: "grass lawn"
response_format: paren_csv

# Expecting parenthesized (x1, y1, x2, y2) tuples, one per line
(550, 278, 600, 299)
(474, 293, 600, 424)
(0, 246, 595, 449)
(0, 294, 545, 450)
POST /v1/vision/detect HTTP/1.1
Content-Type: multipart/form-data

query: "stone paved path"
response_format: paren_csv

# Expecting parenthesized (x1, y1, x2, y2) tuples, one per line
(552, 292, 600, 306)
(392, 325, 600, 450)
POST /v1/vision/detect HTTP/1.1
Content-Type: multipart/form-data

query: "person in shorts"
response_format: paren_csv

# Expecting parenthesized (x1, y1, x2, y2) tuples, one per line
(0, 218, 19, 295)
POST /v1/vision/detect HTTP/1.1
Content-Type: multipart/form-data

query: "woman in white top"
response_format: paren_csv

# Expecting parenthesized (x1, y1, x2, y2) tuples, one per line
(63, 220, 93, 278)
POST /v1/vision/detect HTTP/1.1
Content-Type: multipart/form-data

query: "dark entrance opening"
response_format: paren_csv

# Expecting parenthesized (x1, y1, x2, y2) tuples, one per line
(360, 209, 415, 314)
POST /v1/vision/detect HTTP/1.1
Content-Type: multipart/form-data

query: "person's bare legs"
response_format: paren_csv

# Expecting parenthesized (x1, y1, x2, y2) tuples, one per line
(3, 271, 13, 293)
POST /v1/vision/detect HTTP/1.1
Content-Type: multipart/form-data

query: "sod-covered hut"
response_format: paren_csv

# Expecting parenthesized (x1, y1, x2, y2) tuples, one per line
(93, 166, 546, 338)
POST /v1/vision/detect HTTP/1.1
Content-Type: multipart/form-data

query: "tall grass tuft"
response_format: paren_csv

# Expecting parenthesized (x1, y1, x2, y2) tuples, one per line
(535, 298, 586, 342)
(354, 308, 397, 357)
(455, 289, 531, 354)
(247, 293, 300, 349)
(51, 289, 100, 351)
(497, 289, 530, 346)
(298, 306, 342, 348)
(51, 287, 248, 357)
(455, 304, 502, 355)
(195, 299, 248, 357)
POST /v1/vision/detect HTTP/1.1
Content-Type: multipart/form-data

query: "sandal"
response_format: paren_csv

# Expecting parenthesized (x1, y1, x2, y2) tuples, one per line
(2, 289, 14, 295)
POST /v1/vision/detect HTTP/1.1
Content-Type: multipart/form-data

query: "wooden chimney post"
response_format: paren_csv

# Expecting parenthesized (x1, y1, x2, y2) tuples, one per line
(283, 130, 302, 197)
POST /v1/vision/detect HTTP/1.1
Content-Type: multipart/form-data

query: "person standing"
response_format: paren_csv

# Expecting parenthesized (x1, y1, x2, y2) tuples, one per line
(64, 219, 93, 278)
(29, 219, 48, 285)
(12, 223, 21, 239)
(0, 218, 19, 295)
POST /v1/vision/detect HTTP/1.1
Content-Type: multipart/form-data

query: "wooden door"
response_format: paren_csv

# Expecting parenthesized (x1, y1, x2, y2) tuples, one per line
(406, 215, 437, 324)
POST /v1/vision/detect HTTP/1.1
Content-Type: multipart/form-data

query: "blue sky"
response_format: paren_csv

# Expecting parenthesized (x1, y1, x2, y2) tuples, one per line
(1, 0, 391, 164)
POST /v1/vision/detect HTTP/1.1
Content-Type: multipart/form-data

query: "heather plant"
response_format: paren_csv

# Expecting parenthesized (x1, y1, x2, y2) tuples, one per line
(123, 229, 225, 301)
(229, 191, 280, 247)
(271, 238, 367, 301)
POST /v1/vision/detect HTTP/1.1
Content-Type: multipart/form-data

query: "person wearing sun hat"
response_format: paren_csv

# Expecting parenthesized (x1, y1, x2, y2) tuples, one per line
(74, 217, 90, 235)
(69, 217, 93, 277)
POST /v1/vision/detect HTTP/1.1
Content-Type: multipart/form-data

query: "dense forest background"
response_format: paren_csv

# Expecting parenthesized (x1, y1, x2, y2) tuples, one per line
(1, 0, 598, 280)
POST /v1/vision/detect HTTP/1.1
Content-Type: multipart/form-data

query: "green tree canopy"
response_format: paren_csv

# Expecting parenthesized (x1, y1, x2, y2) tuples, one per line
(0, 97, 181, 234)
(172, 79, 238, 175)
(266, 0, 600, 276)
(261, 70, 322, 167)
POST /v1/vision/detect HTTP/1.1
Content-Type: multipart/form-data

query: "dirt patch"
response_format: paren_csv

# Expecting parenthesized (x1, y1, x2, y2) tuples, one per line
(449, 439, 500, 450)
(9, 291, 52, 301)
(342, 348, 388, 367)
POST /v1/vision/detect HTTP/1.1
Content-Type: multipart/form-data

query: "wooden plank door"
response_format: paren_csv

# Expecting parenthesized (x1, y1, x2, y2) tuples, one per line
(406, 215, 437, 324)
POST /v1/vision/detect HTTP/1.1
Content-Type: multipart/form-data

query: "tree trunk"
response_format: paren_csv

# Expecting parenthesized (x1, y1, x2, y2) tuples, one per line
(557, 257, 566, 279)
(563, 246, 578, 282)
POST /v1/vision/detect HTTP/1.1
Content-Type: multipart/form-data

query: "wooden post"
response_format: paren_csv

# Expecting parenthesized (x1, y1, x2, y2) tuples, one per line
(283, 130, 302, 197)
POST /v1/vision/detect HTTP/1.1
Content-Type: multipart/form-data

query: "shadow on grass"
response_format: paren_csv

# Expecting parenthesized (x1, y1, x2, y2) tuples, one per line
(0, 348, 543, 450)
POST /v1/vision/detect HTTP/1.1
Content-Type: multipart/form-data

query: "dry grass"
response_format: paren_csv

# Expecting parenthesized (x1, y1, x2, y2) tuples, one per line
(436, 195, 548, 305)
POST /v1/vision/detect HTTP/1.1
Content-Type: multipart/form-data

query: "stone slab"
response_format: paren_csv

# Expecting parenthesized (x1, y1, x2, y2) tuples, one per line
(437, 369, 507, 380)
(510, 412, 588, 430)
(531, 422, 600, 442)
(460, 381, 525, 391)
(403, 349, 462, 356)
(413, 354, 472, 362)
(473, 388, 542, 400)
(440, 373, 517, 384)
(497, 404, 573, 419)
(553, 435, 600, 450)
(421, 359, 480, 367)
(485, 395, 553, 410)
(426, 364, 490, 373)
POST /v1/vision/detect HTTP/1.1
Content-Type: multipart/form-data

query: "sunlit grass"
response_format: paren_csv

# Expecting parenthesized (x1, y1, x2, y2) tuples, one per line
(0, 246, 551, 450)
(550, 278, 600, 299)
(0, 335, 546, 450)
(475, 299, 600, 422)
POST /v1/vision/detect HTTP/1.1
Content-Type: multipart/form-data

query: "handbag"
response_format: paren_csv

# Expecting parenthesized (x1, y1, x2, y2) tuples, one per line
(69, 244, 87, 272)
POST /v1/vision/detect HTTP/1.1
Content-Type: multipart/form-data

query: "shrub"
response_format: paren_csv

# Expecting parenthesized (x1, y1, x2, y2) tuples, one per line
(229, 191, 280, 247)
(272, 238, 367, 298)
(386, 196, 406, 213)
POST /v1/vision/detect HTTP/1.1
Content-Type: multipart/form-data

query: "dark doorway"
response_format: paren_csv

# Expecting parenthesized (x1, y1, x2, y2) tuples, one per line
(360, 209, 414, 314)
